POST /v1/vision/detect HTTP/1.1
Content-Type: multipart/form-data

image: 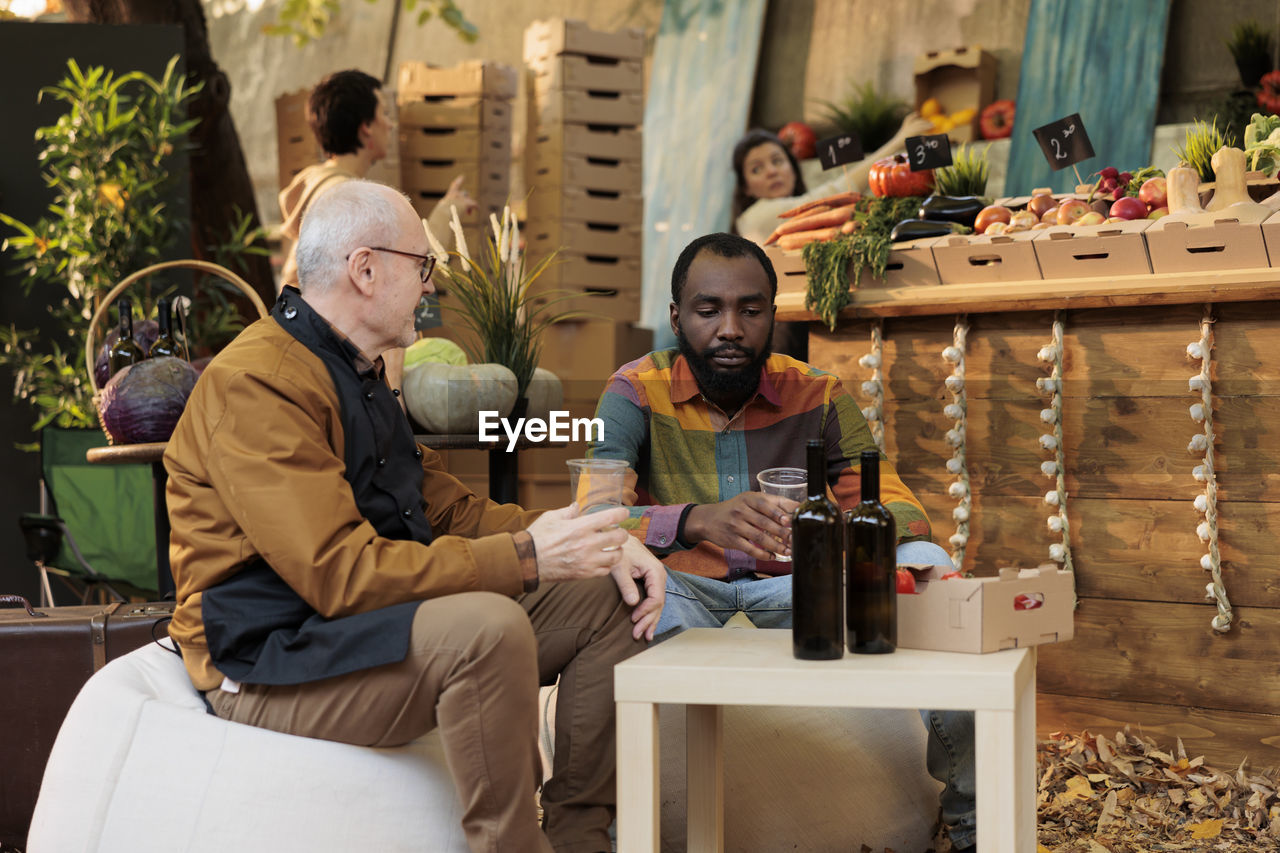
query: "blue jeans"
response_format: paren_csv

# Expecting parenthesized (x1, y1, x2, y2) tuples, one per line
(654, 540, 976, 849)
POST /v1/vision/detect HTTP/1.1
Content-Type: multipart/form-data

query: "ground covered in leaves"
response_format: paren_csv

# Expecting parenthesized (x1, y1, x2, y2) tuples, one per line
(1034, 730, 1280, 852)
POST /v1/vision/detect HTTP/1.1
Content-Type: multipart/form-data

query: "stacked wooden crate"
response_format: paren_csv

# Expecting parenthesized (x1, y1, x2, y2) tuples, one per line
(398, 60, 516, 253)
(523, 19, 645, 323)
(274, 89, 322, 191)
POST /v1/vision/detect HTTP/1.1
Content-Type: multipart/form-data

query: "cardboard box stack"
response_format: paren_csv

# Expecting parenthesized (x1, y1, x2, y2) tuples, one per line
(274, 89, 323, 191)
(523, 18, 645, 323)
(397, 60, 517, 253)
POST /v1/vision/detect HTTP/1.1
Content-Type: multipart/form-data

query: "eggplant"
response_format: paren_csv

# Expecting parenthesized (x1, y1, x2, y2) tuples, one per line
(890, 218, 968, 243)
(917, 195, 986, 228)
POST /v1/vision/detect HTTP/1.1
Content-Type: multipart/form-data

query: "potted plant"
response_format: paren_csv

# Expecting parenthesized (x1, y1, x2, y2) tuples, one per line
(409, 206, 578, 426)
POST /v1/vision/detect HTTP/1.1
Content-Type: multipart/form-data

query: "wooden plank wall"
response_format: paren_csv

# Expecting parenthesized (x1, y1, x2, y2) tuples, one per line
(809, 302, 1280, 770)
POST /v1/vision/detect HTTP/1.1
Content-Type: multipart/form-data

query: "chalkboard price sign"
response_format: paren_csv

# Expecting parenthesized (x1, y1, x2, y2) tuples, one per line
(1032, 113, 1095, 171)
(905, 133, 952, 171)
(816, 132, 864, 170)
(414, 294, 442, 331)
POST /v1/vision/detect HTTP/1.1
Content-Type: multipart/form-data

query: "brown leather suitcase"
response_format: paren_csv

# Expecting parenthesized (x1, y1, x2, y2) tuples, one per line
(0, 595, 175, 849)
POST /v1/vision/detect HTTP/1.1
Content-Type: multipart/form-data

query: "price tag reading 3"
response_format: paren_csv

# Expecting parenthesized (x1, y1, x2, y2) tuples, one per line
(905, 133, 952, 171)
(816, 132, 864, 170)
(1032, 113, 1095, 171)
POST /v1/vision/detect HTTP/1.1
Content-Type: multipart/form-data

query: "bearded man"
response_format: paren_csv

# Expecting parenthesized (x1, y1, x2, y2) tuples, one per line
(586, 231, 979, 853)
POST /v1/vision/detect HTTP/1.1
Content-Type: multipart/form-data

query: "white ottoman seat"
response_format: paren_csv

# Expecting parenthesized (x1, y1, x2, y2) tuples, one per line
(27, 641, 469, 852)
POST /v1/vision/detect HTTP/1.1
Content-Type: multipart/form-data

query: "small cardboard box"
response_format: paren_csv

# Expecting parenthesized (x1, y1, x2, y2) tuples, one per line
(399, 125, 511, 161)
(1144, 217, 1271, 274)
(529, 151, 642, 194)
(1033, 219, 1153, 278)
(531, 86, 644, 128)
(897, 566, 1076, 654)
(527, 53, 644, 95)
(531, 123, 642, 162)
(538, 320, 654, 383)
(765, 238, 941, 300)
(524, 18, 645, 63)
(930, 231, 1043, 283)
(532, 254, 642, 322)
(528, 219, 642, 258)
(275, 89, 322, 190)
(1257, 208, 1280, 262)
(399, 97, 513, 133)
(913, 46, 996, 144)
(526, 185, 643, 226)
(402, 158, 509, 198)
(398, 60, 518, 100)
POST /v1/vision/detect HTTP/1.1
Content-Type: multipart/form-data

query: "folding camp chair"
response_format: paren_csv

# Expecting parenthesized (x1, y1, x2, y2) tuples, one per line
(18, 427, 160, 605)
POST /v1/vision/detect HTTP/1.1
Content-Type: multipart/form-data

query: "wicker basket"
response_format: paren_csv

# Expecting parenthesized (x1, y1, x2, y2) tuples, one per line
(86, 260, 269, 441)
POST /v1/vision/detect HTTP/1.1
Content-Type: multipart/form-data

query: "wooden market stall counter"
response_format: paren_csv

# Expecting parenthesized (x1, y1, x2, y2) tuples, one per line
(778, 266, 1280, 771)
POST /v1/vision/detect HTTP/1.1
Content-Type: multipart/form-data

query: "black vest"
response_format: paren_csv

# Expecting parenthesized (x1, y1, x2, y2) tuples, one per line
(202, 288, 430, 685)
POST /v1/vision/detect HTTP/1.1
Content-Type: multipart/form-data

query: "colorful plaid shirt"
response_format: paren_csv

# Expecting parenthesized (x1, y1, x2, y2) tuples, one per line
(590, 349, 934, 581)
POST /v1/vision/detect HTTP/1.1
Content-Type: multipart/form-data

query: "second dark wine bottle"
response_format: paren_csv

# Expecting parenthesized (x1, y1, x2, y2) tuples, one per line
(847, 448, 897, 654)
(791, 438, 844, 660)
(149, 296, 187, 360)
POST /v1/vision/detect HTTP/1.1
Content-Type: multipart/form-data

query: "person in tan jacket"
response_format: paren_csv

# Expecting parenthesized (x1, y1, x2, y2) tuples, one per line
(278, 69, 474, 396)
(166, 179, 665, 853)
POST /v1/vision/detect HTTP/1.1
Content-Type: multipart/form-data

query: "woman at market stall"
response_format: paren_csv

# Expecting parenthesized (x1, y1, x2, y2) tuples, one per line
(731, 113, 935, 246)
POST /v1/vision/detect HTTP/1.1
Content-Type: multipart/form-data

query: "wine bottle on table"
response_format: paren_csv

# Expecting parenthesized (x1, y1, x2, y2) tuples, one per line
(149, 296, 187, 360)
(791, 438, 844, 660)
(107, 296, 145, 378)
(847, 448, 897, 654)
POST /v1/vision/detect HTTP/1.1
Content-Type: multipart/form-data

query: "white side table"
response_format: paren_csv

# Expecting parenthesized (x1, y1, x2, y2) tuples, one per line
(614, 628, 1037, 853)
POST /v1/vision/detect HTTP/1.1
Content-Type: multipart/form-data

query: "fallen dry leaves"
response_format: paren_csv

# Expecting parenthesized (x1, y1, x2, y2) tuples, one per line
(1036, 729, 1280, 852)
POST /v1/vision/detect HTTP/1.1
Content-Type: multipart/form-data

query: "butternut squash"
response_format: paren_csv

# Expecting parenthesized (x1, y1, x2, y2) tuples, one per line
(1205, 146, 1251, 211)
(1165, 165, 1203, 216)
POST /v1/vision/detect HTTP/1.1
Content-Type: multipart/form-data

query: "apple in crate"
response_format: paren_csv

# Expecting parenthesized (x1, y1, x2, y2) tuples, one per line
(1074, 211, 1106, 226)
(1056, 198, 1090, 225)
(1137, 176, 1167, 209)
(1147, 206, 1169, 220)
(1109, 196, 1149, 220)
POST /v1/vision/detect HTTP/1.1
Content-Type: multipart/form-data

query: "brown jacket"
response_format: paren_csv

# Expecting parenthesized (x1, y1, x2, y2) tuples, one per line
(164, 312, 538, 690)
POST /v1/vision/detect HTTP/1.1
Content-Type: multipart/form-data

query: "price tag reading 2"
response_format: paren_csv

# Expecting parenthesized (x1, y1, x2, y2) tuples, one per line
(905, 133, 952, 171)
(816, 132, 864, 170)
(1033, 113, 1095, 171)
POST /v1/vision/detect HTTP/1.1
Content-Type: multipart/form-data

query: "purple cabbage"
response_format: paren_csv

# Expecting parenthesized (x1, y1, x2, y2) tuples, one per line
(98, 356, 199, 444)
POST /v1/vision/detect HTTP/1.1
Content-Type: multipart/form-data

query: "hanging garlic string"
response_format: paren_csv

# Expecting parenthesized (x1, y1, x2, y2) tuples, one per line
(1188, 306, 1232, 633)
(1036, 312, 1073, 573)
(942, 317, 970, 572)
(859, 320, 886, 452)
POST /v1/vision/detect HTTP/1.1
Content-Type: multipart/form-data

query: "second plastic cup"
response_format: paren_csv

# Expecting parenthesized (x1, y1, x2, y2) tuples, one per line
(756, 466, 807, 562)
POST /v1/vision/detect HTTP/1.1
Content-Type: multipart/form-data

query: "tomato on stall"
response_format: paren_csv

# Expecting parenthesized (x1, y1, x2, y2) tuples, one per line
(868, 153, 934, 197)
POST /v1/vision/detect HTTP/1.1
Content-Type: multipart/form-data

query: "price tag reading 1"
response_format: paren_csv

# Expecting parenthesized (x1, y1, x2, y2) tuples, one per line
(816, 132, 864, 170)
(414, 294, 442, 331)
(905, 133, 952, 171)
(1032, 113, 1095, 171)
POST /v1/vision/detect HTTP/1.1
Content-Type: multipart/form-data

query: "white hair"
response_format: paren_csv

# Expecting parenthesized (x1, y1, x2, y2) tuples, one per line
(295, 180, 411, 292)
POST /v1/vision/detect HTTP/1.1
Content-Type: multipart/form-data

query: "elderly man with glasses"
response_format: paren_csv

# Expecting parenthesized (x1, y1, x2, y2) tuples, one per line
(164, 179, 665, 853)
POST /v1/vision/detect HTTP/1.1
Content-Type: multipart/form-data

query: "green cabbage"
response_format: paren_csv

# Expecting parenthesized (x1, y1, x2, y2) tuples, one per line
(404, 337, 467, 369)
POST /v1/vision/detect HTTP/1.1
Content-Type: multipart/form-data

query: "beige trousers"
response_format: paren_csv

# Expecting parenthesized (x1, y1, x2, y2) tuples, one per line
(207, 576, 642, 853)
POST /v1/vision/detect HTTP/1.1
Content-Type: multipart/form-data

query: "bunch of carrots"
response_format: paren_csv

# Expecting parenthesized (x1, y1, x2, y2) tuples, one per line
(763, 191, 862, 250)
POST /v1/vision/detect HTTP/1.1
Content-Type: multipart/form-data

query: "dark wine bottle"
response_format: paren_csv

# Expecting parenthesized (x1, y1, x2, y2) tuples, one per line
(847, 449, 897, 654)
(791, 439, 844, 660)
(149, 296, 187, 359)
(107, 296, 145, 377)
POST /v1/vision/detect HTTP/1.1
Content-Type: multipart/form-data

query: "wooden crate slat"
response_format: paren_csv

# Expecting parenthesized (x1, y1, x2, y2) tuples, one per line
(527, 53, 644, 94)
(1036, 692, 1280, 771)
(398, 59, 518, 100)
(399, 97, 513, 132)
(399, 126, 511, 161)
(1036, 598, 1280, 717)
(523, 18, 645, 62)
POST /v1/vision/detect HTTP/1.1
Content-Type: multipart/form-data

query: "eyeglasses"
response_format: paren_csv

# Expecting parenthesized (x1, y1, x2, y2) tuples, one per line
(358, 246, 436, 283)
